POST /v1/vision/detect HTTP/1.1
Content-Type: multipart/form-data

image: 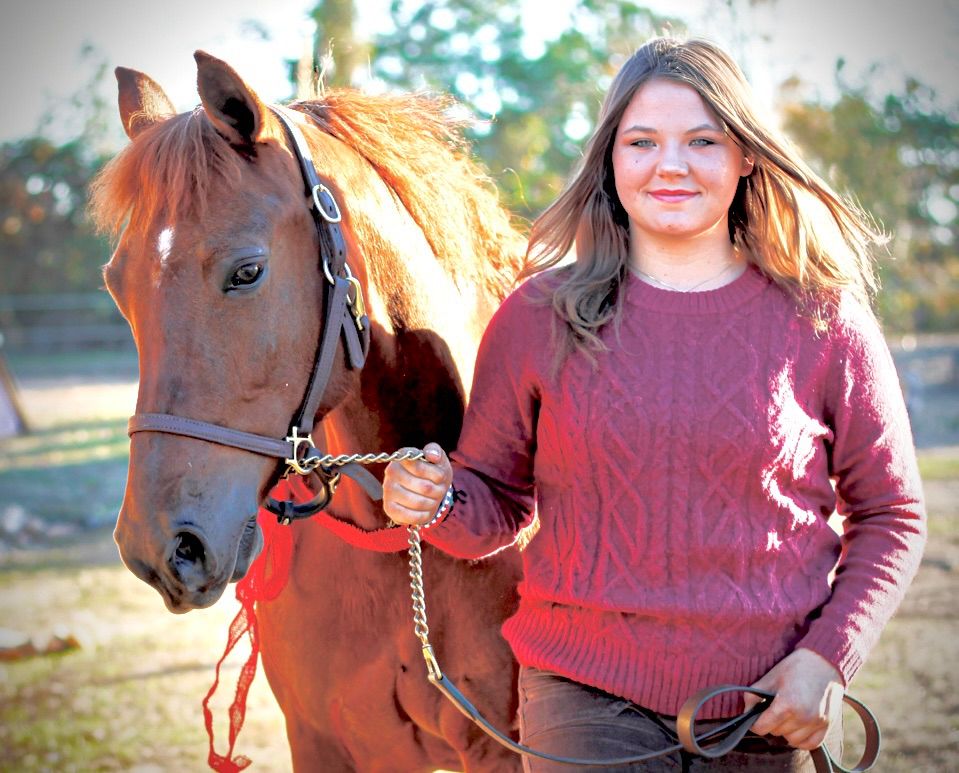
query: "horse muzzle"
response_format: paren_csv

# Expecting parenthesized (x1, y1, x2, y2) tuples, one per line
(117, 513, 263, 613)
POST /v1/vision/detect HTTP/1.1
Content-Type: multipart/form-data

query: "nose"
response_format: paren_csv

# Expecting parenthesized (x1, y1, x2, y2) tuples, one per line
(657, 142, 688, 176)
(167, 527, 218, 593)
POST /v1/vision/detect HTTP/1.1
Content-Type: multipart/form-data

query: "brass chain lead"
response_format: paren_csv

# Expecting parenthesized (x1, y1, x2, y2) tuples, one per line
(407, 525, 430, 644)
(298, 448, 426, 475)
(408, 524, 444, 680)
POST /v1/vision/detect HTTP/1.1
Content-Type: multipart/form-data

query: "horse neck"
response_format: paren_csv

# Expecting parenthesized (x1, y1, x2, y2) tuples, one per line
(302, 126, 511, 529)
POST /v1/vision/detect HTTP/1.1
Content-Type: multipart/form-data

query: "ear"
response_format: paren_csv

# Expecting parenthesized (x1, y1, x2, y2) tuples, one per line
(194, 50, 267, 149)
(116, 67, 176, 140)
(741, 155, 756, 176)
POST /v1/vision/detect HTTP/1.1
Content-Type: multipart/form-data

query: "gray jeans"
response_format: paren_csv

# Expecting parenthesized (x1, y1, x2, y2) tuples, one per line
(517, 666, 844, 772)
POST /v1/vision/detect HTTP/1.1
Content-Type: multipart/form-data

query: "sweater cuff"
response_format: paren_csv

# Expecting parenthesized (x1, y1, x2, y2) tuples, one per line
(794, 627, 863, 687)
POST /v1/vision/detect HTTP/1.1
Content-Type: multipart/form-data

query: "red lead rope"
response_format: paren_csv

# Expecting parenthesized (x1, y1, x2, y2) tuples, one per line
(202, 481, 295, 772)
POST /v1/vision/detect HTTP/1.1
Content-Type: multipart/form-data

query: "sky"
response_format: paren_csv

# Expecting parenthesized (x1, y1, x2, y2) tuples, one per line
(1, 0, 957, 146)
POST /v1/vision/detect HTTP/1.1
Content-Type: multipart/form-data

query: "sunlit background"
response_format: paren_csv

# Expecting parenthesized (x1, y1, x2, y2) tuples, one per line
(1, 1, 957, 771)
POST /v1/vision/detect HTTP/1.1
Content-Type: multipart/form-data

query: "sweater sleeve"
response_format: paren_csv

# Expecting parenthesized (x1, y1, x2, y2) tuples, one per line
(796, 298, 926, 683)
(423, 283, 544, 559)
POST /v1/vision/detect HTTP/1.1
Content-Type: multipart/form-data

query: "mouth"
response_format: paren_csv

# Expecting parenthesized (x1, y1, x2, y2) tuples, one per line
(230, 515, 263, 582)
(649, 190, 697, 203)
(139, 516, 263, 612)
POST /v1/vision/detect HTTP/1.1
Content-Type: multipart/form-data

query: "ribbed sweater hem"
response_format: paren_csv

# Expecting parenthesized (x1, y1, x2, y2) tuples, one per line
(503, 605, 787, 719)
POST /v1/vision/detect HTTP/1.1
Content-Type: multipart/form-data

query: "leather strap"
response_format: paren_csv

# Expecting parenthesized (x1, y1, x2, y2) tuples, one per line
(425, 674, 881, 769)
(677, 685, 880, 773)
(296, 273, 351, 435)
(676, 685, 771, 759)
(128, 413, 293, 459)
(269, 104, 370, 435)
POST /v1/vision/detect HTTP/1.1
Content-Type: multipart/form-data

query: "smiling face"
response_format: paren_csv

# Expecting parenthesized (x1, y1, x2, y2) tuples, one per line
(611, 78, 753, 256)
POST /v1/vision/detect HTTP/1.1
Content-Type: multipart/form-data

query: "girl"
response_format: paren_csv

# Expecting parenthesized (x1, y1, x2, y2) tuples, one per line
(383, 37, 925, 771)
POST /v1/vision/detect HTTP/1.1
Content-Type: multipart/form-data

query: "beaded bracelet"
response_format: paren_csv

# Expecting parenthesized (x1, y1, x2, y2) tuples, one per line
(421, 484, 455, 529)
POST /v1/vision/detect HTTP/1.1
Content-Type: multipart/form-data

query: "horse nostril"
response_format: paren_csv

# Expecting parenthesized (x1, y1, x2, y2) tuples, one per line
(174, 531, 205, 564)
(169, 530, 213, 592)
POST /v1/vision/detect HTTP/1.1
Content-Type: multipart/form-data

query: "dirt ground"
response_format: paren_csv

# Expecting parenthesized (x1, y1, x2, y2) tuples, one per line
(1, 372, 957, 772)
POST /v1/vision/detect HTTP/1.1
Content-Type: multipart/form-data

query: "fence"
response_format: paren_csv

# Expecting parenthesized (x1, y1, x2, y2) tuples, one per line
(0, 293, 133, 354)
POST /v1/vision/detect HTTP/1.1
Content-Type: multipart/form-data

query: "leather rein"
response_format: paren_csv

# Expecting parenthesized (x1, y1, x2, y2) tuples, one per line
(127, 104, 381, 524)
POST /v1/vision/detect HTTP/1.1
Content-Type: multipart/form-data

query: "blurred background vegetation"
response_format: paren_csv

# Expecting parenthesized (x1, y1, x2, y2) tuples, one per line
(0, 0, 957, 348)
(1, 4, 957, 770)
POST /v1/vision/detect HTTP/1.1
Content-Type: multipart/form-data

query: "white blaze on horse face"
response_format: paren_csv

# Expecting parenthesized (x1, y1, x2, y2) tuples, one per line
(157, 227, 174, 265)
(153, 226, 175, 287)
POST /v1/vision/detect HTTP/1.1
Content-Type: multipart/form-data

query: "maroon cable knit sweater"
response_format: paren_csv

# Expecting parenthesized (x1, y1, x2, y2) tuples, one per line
(426, 264, 926, 719)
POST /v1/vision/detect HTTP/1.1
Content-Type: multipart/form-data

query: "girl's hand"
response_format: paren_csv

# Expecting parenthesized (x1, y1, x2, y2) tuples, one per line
(382, 443, 453, 526)
(744, 648, 844, 750)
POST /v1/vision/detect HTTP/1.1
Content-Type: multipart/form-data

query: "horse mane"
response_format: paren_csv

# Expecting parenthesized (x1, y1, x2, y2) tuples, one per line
(90, 91, 525, 300)
(293, 92, 525, 299)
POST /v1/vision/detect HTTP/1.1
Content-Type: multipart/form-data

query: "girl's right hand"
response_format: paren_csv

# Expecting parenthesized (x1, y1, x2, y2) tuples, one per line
(382, 442, 453, 526)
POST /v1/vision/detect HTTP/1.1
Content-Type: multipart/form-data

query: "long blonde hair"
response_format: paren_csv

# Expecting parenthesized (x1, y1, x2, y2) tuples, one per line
(524, 37, 884, 355)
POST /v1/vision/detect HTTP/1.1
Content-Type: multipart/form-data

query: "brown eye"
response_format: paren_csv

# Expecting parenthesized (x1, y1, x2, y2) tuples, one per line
(228, 262, 264, 289)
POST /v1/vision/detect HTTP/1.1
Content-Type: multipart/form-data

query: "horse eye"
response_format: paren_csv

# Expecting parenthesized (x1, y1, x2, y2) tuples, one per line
(228, 262, 263, 289)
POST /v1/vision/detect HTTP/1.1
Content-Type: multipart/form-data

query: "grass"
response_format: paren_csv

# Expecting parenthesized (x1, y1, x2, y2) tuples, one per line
(0, 418, 129, 528)
(0, 565, 290, 773)
(917, 451, 959, 481)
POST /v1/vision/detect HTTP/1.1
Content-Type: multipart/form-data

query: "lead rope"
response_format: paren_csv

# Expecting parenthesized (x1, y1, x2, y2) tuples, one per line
(404, 525, 881, 771)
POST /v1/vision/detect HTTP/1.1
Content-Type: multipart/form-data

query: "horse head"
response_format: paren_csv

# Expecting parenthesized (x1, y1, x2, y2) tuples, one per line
(93, 53, 522, 614)
(97, 54, 364, 611)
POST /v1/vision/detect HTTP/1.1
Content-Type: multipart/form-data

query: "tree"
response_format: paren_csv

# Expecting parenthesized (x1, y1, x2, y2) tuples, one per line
(0, 135, 109, 295)
(370, 0, 682, 218)
(0, 46, 114, 298)
(782, 71, 959, 331)
(292, 0, 370, 97)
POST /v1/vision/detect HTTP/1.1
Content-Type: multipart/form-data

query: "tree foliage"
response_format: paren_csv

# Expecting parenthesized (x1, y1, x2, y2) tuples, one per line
(0, 137, 109, 296)
(370, 0, 682, 218)
(1, 47, 113, 297)
(783, 74, 959, 331)
(3, 2, 956, 337)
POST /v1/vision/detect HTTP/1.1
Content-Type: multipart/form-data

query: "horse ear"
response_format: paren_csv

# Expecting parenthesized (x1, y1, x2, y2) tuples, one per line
(116, 67, 176, 140)
(194, 50, 267, 150)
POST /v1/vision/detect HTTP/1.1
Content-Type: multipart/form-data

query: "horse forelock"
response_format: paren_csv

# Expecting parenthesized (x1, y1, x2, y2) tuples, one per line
(89, 108, 245, 237)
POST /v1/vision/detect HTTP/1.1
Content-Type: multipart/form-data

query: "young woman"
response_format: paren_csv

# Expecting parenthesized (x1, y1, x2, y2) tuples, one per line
(383, 37, 925, 771)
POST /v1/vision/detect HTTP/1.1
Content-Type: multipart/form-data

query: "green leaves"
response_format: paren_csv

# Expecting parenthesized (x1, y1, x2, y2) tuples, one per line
(369, 0, 682, 217)
(783, 77, 959, 331)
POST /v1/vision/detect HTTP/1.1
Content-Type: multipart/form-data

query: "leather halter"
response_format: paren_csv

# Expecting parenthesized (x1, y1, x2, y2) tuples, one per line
(128, 104, 376, 523)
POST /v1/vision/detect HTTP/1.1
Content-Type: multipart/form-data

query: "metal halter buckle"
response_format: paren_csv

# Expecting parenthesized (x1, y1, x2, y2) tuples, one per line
(284, 426, 316, 476)
(311, 183, 342, 223)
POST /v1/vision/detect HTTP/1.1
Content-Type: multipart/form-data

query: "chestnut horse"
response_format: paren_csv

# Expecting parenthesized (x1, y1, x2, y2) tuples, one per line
(91, 52, 525, 772)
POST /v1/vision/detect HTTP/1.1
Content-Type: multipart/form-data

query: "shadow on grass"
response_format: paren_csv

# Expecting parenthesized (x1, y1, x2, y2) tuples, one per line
(0, 454, 127, 527)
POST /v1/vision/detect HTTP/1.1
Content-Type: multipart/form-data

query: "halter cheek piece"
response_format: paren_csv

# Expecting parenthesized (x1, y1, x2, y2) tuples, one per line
(127, 105, 377, 524)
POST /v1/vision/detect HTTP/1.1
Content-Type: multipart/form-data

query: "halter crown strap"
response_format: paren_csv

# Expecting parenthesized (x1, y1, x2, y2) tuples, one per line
(268, 104, 370, 434)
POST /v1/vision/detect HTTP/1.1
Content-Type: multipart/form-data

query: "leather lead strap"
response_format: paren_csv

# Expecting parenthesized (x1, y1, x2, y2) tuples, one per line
(426, 675, 881, 770)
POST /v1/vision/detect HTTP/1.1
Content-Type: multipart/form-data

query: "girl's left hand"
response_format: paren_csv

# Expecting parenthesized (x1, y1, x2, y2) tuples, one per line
(743, 648, 844, 750)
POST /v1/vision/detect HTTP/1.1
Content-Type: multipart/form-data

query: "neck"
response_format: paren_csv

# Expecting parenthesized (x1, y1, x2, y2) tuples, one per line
(629, 226, 745, 292)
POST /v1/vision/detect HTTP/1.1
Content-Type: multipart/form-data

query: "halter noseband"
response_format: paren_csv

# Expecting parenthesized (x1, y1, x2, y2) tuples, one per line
(127, 105, 375, 523)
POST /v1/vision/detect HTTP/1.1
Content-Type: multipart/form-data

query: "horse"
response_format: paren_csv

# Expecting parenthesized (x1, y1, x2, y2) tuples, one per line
(90, 51, 527, 772)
